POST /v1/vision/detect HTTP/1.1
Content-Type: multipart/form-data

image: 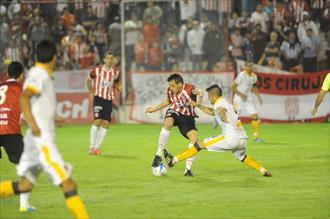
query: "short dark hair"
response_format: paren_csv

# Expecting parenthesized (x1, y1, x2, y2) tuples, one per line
(7, 61, 24, 79)
(103, 51, 113, 59)
(167, 73, 183, 84)
(36, 40, 57, 63)
(206, 84, 222, 96)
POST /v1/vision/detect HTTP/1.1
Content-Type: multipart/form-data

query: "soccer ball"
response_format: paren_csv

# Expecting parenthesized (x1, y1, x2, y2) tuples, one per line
(152, 162, 168, 176)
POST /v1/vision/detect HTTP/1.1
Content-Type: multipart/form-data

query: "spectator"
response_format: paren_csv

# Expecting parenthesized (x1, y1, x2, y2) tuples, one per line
(134, 35, 147, 70)
(258, 31, 282, 69)
(82, 6, 97, 32)
(163, 31, 182, 70)
(178, 16, 193, 71)
(60, 7, 75, 29)
(88, 34, 100, 64)
(230, 28, 244, 61)
(92, 23, 108, 62)
(148, 42, 163, 70)
(108, 16, 121, 56)
(251, 23, 268, 63)
(250, 4, 269, 33)
(72, 35, 88, 69)
(242, 31, 254, 62)
(228, 12, 239, 33)
(143, 0, 163, 25)
(187, 20, 205, 71)
(4, 40, 22, 63)
(52, 19, 67, 45)
(236, 10, 250, 36)
(203, 22, 222, 71)
(302, 28, 318, 72)
(124, 12, 142, 70)
(179, 0, 197, 23)
(280, 31, 303, 73)
(30, 16, 50, 50)
(79, 46, 96, 69)
(143, 15, 160, 46)
(200, 14, 209, 30)
(297, 11, 319, 43)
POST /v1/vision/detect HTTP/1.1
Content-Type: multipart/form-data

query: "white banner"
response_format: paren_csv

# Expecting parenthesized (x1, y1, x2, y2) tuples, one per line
(241, 93, 329, 121)
(54, 69, 89, 93)
(130, 72, 234, 123)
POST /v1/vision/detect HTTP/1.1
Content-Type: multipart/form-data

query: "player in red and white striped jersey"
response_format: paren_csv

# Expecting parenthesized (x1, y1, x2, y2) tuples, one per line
(145, 73, 202, 176)
(0, 61, 35, 212)
(87, 51, 120, 155)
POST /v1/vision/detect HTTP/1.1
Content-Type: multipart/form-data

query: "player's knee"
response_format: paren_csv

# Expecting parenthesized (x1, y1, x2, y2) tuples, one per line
(19, 178, 34, 193)
(187, 130, 198, 143)
(164, 119, 173, 129)
(102, 120, 110, 128)
(93, 119, 102, 126)
(61, 179, 77, 192)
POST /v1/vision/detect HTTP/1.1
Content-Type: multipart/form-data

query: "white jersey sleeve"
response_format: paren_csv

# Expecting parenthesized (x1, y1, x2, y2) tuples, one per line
(234, 71, 245, 85)
(23, 67, 46, 94)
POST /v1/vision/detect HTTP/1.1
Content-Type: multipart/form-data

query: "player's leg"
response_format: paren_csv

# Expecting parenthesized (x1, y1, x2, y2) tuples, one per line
(1, 135, 36, 212)
(0, 177, 34, 198)
(94, 100, 112, 154)
(40, 142, 89, 218)
(184, 130, 198, 176)
(233, 139, 271, 176)
(89, 96, 104, 154)
(61, 179, 89, 219)
(152, 111, 175, 167)
(250, 113, 263, 142)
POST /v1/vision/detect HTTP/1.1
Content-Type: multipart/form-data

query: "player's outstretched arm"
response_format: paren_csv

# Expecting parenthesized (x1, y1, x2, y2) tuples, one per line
(195, 102, 214, 116)
(311, 89, 327, 116)
(145, 98, 170, 113)
(20, 89, 41, 136)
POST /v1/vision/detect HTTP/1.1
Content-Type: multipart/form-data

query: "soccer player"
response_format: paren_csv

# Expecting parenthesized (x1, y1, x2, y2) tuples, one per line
(0, 40, 89, 219)
(0, 61, 36, 212)
(164, 84, 272, 177)
(145, 73, 202, 176)
(311, 73, 329, 116)
(87, 51, 120, 155)
(231, 62, 264, 142)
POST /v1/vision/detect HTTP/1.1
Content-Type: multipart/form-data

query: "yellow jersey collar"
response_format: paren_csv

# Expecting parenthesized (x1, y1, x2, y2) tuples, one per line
(35, 62, 54, 77)
(214, 96, 224, 105)
(244, 70, 253, 77)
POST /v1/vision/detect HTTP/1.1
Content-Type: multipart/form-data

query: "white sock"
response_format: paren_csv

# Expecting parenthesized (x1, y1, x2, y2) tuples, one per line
(20, 192, 30, 208)
(95, 127, 108, 149)
(90, 125, 99, 149)
(156, 128, 170, 156)
(185, 143, 196, 171)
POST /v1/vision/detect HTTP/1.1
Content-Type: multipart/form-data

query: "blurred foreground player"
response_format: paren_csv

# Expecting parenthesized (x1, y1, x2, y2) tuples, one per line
(0, 40, 89, 219)
(311, 73, 330, 116)
(0, 61, 36, 212)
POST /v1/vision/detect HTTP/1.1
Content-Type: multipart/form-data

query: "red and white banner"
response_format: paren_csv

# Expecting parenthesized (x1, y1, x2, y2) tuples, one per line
(129, 71, 234, 123)
(239, 71, 329, 122)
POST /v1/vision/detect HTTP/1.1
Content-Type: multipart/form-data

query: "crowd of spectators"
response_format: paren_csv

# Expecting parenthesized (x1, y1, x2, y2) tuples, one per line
(0, 0, 330, 75)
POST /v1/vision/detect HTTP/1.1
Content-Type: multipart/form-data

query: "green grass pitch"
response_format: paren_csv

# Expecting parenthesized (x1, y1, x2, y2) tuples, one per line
(0, 123, 329, 219)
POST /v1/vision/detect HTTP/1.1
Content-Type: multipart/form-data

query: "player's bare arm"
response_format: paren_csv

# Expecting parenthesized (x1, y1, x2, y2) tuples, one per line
(231, 82, 247, 101)
(252, 85, 263, 104)
(195, 102, 214, 116)
(86, 76, 94, 100)
(145, 98, 170, 113)
(217, 108, 228, 123)
(20, 88, 40, 137)
(311, 89, 327, 116)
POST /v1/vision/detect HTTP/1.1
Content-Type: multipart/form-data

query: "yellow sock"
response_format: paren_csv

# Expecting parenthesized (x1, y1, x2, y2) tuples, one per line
(176, 146, 198, 161)
(0, 181, 15, 198)
(251, 120, 259, 138)
(243, 155, 265, 174)
(66, 195, 89, 219)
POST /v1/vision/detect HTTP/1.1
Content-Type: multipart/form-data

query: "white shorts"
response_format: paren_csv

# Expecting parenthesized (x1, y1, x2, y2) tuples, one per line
(233, 96, 257, 116)
(203, 135, 247, 161)
(16, 130, 72, 186)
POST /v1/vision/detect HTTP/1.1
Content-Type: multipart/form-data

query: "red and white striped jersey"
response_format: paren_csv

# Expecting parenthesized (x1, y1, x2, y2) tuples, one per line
(167, 83, 197, 117)
(90, 65, 120, 100)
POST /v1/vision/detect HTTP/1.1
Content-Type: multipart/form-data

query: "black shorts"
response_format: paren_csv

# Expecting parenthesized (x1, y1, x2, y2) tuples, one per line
(0, 134, 24, 164)
(93, 96, 113, 122)
(165, 109, 197, 139)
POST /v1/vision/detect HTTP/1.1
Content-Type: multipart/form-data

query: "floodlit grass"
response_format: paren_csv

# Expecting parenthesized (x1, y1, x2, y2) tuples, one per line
(1, 123, 329, 219)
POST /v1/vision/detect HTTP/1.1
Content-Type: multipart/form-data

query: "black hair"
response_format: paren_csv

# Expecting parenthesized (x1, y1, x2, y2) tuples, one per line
(7, 61, 24, 79)
(206, 84, 222, 96)
(36, 40, 57, 63)
(167, 73, 183, 84)
(103, 51, 113, 59)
